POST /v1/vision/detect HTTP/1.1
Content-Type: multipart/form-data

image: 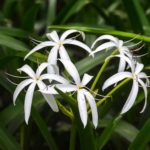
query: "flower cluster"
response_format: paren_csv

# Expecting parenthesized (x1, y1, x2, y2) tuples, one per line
(12, 30, 149, 128)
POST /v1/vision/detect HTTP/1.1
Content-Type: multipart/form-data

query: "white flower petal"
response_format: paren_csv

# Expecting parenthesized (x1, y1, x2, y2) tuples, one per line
(40, 86, 58, 94)
(46, 31, 59, 42)
(91, 42, 116, 55)
(24, 82, 36, 124)
(84, 90, 98, 128)
(36, 63, 48, 76)
(17, 65, 35, 78)
(60, 29, 85, 41)
(77, 90, 87, 128)
(41, 74, 69, 84)
(91, 35, 119, 49)
(47, 64, 59, 74)
(118, 58, 126, 72)
(139, 72, 150, 86)
(13, 79, 33, 105)
(102, 72, 132, 90)
(42, 94, 59, 112)
(24, 41, 55, 59)
(138, 79, 148, 113)
(59, 46, 71, 61)
(64, 39, 92, 54)
(48, 45, 59, 65)
(56, 84, 77, 92)
(59, 59, 80, 84)
(121, 80, 139, 114)
(135, 63, 144, 74)
(81, 73, 93, 86)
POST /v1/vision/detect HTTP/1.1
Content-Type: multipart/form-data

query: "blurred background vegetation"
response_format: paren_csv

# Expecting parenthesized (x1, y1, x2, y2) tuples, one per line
(0, 0, 150, 150)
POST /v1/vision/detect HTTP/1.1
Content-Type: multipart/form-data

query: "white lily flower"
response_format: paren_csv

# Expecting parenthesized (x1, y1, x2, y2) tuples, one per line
(102, 60, 149, 114)
(13, 63, 69, 124)
(24, 30, 92, 74)
(90, 35, 132, 72)
(42, 59, 98, 128)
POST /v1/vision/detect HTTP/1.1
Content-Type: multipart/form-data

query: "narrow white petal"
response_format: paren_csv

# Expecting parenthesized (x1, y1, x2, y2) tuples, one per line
(42, 94, 59, 112)
(36, 63, 48, 76)
(41, 74, 69, 84)
(81, 73, 93, 86)
(13, 79, 33, 105)
(102, 72, 132, 90)
(121, 80, 139, 114)
(17, 65, 35, 78)
(138, 79, 148, 113)
(24, 41, 55, 59)
(46, 31, 59, 42)
(91, 35, 119, 49)
(59, 59, 80, 84)
(59, 46, 71, 61)
(91, 42, 116, 55)
(77, 90, 87, 128)
(84, 90, 98, 128)
(60, 29, 85, 41)
(24, 82, 36, 124)
(48, 45, 59, 65)
(40, 86, 58, 94)
(47, 64, 59, 74)
(135, 63, 144, 74)
(56, 84, 77, 92)
(64, 39, 92, 54)
(139, 72, 150, 86)
(118, 58, 126, 72)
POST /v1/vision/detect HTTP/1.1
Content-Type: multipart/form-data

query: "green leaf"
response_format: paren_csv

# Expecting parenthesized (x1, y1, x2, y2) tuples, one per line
(49, 25, 150, 43)
(129, 118, 150, 150)
(32, 107, 58, 150)
(0, 34, 28, 51)
(122, 0, 149, 34)
(97, 115, 122, 150)
(0, 27, 29, 38)
(0, 123, 21, 150)
(53, 0, 90, 24)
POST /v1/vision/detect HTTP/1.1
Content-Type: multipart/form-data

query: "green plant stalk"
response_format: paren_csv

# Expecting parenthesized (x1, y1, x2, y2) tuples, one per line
(91, 49, 118, 91)
(69, 121, 76, 150)
(97, 78, 130, 107)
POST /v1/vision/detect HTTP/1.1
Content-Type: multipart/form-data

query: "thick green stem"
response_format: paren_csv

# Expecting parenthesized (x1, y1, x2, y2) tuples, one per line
(69, 121, 76, 150)
(91, 49, 118, 91)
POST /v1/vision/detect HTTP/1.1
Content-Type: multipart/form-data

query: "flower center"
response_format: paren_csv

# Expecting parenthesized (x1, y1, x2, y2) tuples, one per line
(35, 76, 40, 81)
(77, 84, 83, 90)
(57, 41, 63, 47)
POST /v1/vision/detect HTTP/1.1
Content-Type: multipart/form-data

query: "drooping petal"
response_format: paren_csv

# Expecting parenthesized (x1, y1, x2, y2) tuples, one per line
(56, 84, 77, 92)
(42, 94, 59, 112)
(91, 35, 119, 49)
(64, 39, 92, 55)
(77, 90, 87, 128)
(121, 80, 139, 114)
(41, 74, 69, 84)
(102, 72, 132, 90)
(59, 59, 80, 84)
(24, 82, 36, 124)
(48, 45, 59, 65)
(118, 58, 126, 72)
(46, 31, 59, 42)
(36, 63, 48, 76)
(90, 42, 116, 55)
(17, 65, 35, 78)
(81, 73, 93, 86)
(84, 90, 98, 128)
(138, 79, 148, 113)
(60, 29, 85, 41)
(24, 41, 55, 60)
(47, 64, 59, 75)
(59, 46, 71, 61)
(139, 72, 150, 86)
(135, 63, 144, 75)
(13, 79, 33, 105)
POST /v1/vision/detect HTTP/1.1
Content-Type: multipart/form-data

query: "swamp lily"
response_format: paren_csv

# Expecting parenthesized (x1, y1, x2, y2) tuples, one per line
(24, 30, 92, 74)
(43, 59, 98, 128)
(102, 56, 149, 114)
(13, 63, 69, 124)
(90, 35, 132, 72)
